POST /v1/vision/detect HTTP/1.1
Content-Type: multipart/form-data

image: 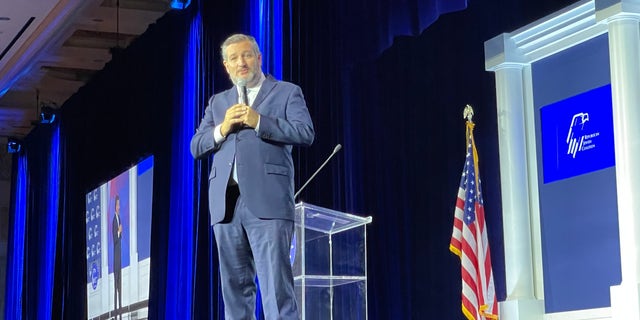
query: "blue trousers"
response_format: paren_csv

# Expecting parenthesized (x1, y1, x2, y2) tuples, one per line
(213, 186, 299, 320)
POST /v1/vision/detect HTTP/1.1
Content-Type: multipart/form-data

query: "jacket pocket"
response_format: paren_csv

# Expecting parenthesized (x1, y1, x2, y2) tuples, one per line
(264, 163, 289, 176)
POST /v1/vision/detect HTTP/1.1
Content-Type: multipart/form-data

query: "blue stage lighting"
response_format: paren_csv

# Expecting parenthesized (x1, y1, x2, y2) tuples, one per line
(170, 0, 191, 9)
(7, 139, 22, 153)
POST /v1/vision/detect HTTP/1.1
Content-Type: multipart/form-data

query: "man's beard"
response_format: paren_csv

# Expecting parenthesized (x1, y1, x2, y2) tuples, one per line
(232, 68, 257, 86)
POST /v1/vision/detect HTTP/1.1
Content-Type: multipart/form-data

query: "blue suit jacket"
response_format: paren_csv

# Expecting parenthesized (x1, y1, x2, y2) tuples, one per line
(191, 75, 314, 225)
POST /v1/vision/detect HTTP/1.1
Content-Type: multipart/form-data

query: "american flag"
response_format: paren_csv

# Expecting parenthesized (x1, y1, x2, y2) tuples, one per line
(450, 121, 498, 320)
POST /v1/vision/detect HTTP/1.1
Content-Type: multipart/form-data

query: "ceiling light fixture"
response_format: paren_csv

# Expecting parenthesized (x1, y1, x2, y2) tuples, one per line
(7, 138, 22, 153)
(40, 105, 57, 124)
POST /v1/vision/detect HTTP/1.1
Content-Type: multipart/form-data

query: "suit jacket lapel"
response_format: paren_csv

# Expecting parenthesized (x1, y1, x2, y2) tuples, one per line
(253, 75, 276, 111)
(225, 87, 239, 108)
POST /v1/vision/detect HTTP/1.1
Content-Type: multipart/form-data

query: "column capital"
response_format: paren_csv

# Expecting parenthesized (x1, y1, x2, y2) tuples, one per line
(485, 33, 528, 71)
(597, 0, 640, 23)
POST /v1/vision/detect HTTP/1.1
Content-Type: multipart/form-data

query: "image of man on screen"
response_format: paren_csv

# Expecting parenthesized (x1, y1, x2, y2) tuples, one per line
(190, 33, 314, 319)
(112, 194, 123, 319)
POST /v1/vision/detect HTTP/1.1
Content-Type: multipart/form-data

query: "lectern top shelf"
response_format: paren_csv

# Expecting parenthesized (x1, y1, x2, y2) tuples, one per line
(295, 202, 372, 235)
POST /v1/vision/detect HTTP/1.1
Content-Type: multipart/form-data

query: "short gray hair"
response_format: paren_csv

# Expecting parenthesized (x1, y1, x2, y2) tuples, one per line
(221, 34, 261, 61)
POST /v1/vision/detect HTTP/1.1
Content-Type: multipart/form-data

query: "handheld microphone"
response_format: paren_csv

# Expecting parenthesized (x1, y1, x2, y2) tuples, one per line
(237, 79, 248, 105)
(294, 144, 342, 199)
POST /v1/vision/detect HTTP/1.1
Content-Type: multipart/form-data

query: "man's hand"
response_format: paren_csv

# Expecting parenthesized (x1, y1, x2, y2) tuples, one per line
(220, 104, 260, 136)
(220, 104, 248, 137)
(242, 106, 259, 129)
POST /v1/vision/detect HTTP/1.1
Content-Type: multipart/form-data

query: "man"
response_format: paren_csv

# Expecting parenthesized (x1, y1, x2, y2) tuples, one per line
(190, 33, 314, 319)
(112, 195, 123, 320)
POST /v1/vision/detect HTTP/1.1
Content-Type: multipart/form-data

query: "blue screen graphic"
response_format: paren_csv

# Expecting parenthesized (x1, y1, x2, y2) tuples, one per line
(540, 84, 615, 183)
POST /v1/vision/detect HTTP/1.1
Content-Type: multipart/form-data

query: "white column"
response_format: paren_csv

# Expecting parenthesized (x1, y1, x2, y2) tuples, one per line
(491, 63, 544, 320)
(604, 9, 640, 320)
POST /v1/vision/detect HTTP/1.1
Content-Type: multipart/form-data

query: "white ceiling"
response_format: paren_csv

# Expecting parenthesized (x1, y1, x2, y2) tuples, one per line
(0, 0, 171, 139)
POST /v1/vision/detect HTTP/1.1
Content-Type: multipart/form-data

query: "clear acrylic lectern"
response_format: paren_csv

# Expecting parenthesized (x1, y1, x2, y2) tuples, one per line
(292, 202, 373, 320)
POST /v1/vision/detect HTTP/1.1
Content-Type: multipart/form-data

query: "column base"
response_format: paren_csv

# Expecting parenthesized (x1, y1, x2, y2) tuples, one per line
(610, 283, 640, 320)
(499, 299, 544, 320)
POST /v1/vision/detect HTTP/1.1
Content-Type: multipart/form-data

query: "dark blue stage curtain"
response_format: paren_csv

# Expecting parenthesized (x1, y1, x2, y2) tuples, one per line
(163, 10, 202, 319)
(248, 0, 285, 79)
(4, 153, 27, 320)
(3, 123, 61, 319)
(38, 125, 61, 318)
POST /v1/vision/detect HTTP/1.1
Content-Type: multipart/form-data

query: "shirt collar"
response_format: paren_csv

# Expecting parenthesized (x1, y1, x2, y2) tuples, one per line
(237, 72, 265, 95)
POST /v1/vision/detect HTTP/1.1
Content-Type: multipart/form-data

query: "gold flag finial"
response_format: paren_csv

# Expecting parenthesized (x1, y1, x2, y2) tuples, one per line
(463, 104, 474, 122)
